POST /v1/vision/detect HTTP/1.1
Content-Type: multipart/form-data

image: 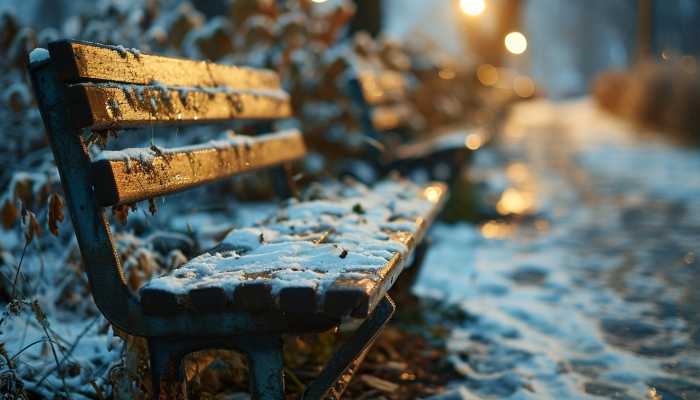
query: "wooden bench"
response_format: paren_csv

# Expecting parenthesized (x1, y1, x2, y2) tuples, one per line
(28, 40, 447, 399)
(348, 67, 482, 184)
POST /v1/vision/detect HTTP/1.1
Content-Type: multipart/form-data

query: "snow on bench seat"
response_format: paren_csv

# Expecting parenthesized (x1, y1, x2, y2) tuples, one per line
(139, 178, 447, 318)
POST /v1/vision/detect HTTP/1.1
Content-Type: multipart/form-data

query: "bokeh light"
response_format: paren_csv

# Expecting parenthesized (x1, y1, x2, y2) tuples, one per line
(465, 133, 483, 150)
(505, 31, 528, 55)
(423, 186, 444, 203)
(513, 75, 536, 97)
(476, 64, 499, 86)
(496, 188, 534, 215)
(460, 0, 486, 16)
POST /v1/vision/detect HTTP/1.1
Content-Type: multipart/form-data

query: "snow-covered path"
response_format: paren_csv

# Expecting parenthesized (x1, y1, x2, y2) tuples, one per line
(418, 99, 700, 399)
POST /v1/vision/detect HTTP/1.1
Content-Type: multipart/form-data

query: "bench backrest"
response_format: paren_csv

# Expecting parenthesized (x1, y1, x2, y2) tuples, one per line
(28, 40, 306, 335)
(48, 40, 306, 206)
(348, 68, 412, 139)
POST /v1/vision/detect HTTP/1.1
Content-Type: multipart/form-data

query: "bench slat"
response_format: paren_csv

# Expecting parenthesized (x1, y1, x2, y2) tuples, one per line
(233, 282, 276, 312)
(394, 128, 479, 161)
(279, 284, 319, 314)
(48, 40, 281, 89)
(67, 83, 292, 130)
(358, 70, 407, 105)
(92, 130, 306, 206)
(371, 103, 412, 132)
(322, 218, 433, 318)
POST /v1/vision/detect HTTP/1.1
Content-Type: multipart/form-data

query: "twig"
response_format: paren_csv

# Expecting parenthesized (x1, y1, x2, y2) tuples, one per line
(35, 315, 101, 388)
(11, 241, 29, 298)
(31, 301, 69, 395)
(10, 338, 63, 362)
(32, 237, 46, 285)
(284, 367, 306, 392)
(89, 379, 107, 400)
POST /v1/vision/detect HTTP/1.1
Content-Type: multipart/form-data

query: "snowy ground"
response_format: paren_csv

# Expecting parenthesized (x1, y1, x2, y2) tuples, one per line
(418, 99, 700, 399)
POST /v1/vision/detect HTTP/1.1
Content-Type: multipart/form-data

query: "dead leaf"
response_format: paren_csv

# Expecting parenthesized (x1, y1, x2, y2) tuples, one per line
(1, 198, 17, 229)
(13, 179, 34, 207)
(31, 299, 48, 327)
(112, 205, 129, 225)
(47, 193, 65, 236)
(21, 207, 41, 244)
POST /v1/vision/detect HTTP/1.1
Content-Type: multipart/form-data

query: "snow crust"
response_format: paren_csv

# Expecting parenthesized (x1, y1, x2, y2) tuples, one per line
(141, 178, 438, 297)
(28, 47, 49, 64)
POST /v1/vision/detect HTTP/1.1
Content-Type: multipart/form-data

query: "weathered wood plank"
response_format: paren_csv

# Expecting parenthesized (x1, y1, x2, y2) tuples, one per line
(140, 287, 183, 316)
(189, 286, 229, 312)
(233, 282, 276, 312)
(394, 128, 478, 161)
(92, 130, 306, 206)
(358, 70, 407, 105)
(66, 82, 292, 130)
(278, 285, 318, 314)
(322, 183, 447, 318)
(48, 40, 281, 89)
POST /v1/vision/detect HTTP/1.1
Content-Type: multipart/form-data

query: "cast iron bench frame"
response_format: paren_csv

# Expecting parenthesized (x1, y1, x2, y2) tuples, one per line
(28, 40, 446, 399)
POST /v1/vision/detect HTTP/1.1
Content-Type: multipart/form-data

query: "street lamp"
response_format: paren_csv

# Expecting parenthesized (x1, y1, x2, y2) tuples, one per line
(504, 31, 527, 55)
(460, 0, 486, 16)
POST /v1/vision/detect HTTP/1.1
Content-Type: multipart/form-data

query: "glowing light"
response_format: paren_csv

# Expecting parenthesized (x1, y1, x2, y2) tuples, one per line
(476, 64, 498, 86)
(460, 0, 486, 16)
(465, 133, 483, 150)
(496, 188, 534, 215)
(506, 162, 529, 183)
(423, 186, 443, 203)
(480, 220, 513, 239)
(439, 69, 456, 80)
(513, 76, 535, 98)
(311, 0, 328, 3)
(505, 31, 528, 55)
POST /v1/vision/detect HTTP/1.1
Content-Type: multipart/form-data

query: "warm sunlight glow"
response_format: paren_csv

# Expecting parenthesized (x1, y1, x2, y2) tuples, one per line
(480, 220, 514, 239)
(505, 31, 528, 55)
(460, 0, 486, 16)
(513, 76, 536, 98)
(439, 69, 456, 80)
(465, 133, 483, 150)
(476, 64, 498, 86)
(506, 162, 529, 183)
(423, 186, 443, 203)
(496, 188, 534, 215)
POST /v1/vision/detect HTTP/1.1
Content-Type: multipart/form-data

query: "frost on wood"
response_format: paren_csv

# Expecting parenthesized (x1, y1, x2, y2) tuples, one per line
(140, 178, 444, 313)
(71, 80, 291, 129)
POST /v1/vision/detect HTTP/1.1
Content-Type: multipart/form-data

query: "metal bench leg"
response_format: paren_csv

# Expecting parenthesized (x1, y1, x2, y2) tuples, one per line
(389, 240, 430, 303)
(245, 335, 285, 400)
(303, 295, 396, 400)
(148, 338, 188, 400)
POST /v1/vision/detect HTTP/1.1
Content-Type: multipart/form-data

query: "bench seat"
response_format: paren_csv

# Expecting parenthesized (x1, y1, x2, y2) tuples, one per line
(140, 178, 446, 318)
